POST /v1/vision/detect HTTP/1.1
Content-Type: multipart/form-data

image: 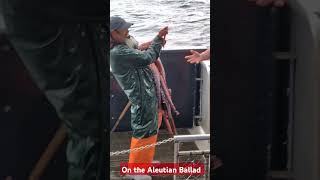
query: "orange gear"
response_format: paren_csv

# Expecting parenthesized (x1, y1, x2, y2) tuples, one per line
(128, 108, 164, 165)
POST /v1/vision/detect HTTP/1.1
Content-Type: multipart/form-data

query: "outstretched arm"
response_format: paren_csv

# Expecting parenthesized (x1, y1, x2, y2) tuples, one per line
(185, 48, 210, 64)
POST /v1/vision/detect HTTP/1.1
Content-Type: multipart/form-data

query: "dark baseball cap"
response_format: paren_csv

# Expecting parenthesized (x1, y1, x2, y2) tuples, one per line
(110, 16, 133, 31)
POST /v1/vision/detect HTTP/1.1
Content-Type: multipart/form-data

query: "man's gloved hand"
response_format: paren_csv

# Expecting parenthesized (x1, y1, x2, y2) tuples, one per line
(158, 26, 168, 46)
(248, 0, 287, 7)
(158, 26, 168, 37)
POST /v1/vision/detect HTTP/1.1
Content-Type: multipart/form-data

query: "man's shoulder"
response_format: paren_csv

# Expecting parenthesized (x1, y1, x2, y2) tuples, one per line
(110, 44, 140, 58)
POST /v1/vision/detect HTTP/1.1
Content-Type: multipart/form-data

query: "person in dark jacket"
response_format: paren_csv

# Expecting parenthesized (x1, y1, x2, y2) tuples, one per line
(110, 16, 167, 167)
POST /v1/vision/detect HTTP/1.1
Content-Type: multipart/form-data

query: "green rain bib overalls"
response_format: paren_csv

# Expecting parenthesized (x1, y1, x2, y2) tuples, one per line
(110, 35, 163, 163)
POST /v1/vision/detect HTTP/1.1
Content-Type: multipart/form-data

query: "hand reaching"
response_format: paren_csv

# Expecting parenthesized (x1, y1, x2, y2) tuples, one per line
(185, 50, 203, 64)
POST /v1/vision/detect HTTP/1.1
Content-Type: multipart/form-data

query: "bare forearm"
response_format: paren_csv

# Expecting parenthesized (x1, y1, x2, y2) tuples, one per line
(200, 48, 210, 61)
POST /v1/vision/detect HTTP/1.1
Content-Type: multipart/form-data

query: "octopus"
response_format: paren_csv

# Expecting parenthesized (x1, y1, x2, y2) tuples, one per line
(149, 58, 179, 136)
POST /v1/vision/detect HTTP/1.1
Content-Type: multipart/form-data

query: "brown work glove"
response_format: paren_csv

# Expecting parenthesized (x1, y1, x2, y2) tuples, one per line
(158, 26, 168, 47)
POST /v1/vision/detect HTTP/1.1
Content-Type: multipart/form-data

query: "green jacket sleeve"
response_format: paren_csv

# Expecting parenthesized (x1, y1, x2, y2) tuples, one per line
(121, 35, 163, 67)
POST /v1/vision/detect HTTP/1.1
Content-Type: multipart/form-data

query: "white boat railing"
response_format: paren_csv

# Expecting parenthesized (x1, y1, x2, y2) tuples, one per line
(173, 134, 210, 180)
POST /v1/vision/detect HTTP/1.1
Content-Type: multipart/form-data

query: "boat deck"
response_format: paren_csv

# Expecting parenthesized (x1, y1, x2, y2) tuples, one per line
(110, 129, 200, 180)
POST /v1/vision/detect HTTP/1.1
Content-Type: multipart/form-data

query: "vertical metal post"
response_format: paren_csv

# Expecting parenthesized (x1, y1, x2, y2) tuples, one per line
(173, 141, 179, 180)
(207, 154, 210, 180)
(287, 54, 296, 172)
(203, 154, 208, 180)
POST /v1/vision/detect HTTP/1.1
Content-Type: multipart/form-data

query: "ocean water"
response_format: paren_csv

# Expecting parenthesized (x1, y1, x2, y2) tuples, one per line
(111, 0, 210, 49)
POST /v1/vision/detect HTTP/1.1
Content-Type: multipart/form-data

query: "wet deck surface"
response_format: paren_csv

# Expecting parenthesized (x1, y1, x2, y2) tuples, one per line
(110, 129, 199, 180)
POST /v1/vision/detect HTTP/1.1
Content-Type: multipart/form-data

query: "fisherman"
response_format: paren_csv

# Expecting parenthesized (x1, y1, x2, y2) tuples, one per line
(122, 28, 179, 135)
(110, 16, 168, 169)
(0, 1, 107, 180)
